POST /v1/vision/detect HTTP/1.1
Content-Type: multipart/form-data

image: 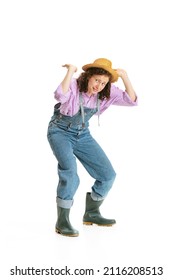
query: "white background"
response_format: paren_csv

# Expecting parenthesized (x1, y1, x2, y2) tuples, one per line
(1, 0, 173, 279)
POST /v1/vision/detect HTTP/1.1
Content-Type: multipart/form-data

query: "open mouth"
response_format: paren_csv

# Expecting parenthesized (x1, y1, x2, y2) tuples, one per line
(93, 87, 98, 92)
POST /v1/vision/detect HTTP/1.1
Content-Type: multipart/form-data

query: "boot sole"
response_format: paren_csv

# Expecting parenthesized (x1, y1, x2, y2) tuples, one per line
(55, 228, 79, 237)
(83, 221, 115, 226)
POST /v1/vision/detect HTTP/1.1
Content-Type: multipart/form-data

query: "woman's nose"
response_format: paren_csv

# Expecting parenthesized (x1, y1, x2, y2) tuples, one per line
(98, 83, 103, 90)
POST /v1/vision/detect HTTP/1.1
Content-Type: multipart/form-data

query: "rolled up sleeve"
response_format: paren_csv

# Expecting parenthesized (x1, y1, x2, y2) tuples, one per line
(99, 85, 138, 114)
(111, 85, 138, 106)
(54, 84, 71, 104)
(54, 78, 78, 104)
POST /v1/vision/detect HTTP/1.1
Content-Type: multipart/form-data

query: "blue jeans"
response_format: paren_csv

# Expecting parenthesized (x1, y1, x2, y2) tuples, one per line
(47, 106, 116, 208)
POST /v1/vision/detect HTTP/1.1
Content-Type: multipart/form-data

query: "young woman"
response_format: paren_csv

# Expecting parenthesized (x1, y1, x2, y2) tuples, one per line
(47, 58, 137, 237)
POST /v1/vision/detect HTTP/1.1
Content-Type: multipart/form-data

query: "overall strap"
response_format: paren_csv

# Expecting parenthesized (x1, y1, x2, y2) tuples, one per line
(97, 96, 101, 126)
(79, 93, 85, 127)
(79, 92, 100, 127)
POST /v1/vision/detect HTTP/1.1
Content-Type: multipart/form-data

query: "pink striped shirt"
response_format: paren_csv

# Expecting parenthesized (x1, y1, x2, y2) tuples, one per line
(54, 78, 137, 116)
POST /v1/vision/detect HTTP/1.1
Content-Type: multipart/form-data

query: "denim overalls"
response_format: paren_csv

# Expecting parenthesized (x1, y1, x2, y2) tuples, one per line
(47, 93, 116, 209)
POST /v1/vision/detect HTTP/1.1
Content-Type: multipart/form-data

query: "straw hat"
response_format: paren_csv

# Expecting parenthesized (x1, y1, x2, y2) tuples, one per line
(82, 58, 118, 82)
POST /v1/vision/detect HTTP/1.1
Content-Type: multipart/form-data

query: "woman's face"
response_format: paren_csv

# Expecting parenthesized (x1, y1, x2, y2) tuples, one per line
(87, 74, 109, 95)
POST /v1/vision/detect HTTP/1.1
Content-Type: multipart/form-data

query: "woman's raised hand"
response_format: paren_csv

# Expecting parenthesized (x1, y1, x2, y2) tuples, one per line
(62, 64, 77, 73)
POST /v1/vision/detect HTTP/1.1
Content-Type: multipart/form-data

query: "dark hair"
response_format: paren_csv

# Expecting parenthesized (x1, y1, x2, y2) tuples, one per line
(77, 67, 112, 100)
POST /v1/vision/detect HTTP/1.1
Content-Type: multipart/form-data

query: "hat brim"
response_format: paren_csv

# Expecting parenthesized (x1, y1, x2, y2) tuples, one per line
(82, 63, 118, 83)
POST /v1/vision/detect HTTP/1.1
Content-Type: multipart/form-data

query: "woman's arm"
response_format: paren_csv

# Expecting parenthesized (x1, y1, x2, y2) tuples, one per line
(61, 64, 77, 94)
(116, 69, 137, 102)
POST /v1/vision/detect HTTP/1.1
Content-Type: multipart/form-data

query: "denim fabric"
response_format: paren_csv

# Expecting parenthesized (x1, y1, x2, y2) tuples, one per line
(47, 103, 116, 208)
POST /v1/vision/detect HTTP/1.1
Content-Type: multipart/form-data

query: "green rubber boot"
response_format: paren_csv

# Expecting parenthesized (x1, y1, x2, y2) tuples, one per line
(55, 206, 79, 237)
(83, 192, 116, 226)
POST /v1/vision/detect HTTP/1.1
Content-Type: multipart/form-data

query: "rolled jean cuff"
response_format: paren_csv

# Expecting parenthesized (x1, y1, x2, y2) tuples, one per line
(91, 191, 105, 201)
(56, 197, 74, 209)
